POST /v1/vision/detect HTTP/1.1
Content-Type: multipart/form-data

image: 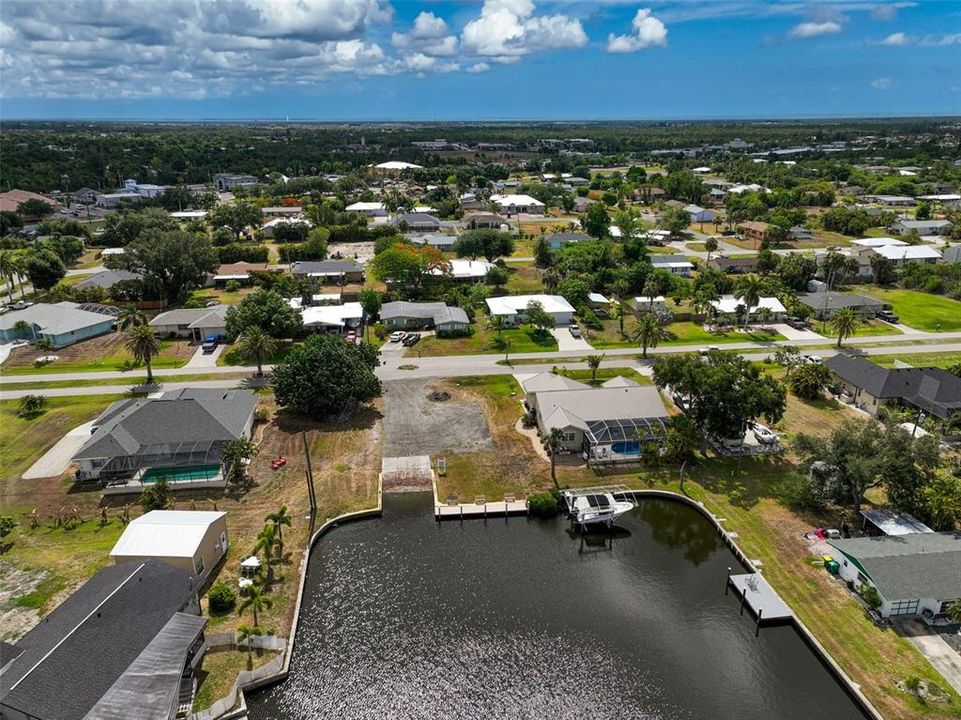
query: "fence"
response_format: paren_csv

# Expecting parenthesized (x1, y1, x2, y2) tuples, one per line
(190, 654, 285, 720)
(204, 631, 287, 653)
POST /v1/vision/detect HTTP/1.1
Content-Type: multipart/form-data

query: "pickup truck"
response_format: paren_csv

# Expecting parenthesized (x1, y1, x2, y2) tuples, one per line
(201, 336, 220, 353)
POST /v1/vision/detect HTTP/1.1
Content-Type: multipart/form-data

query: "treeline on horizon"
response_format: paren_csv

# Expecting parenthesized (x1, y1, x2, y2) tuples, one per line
(2, 118, 958, 194)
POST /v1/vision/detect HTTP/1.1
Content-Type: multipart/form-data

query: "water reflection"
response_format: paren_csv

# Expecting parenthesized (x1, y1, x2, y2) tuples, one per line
(247, 493, 867, 720)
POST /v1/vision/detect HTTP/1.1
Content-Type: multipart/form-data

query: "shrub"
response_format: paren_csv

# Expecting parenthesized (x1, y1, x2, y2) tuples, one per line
(254, 407, 270, 422)
(208, 582, 236, 614)
(372, 323, 388, 340)
(225, 279, 242, 293)
(0, 516, 15, 539)
(858, 584, 882, 609)
(521, 409, 537, 428)
(924, 277, 945, 295)
(18, 394, 47, 417)
(528, 491, 560, 518)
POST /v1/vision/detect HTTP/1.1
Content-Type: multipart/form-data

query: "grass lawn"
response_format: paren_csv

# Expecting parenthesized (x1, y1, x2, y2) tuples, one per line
(685, 242, 707, 252)
(411, 323, 557, 357)
(853, 286, 961, 332)
(554, 367, 651, 386)
(188, 286, 257, 306)
(434, 376, 958, 720)
(586, 319, 784, 349)
(219, 341, 298, 367)
(193, 648, 277, 711)
(504, 264, 546, 294)
(817, 319, 903, 338)
(509, 237, 536, 258)
(519, 219, 578, 236)
(0, 372, 252, 391)
(2, 334, 192, 375)
(870, 351, 961, 369)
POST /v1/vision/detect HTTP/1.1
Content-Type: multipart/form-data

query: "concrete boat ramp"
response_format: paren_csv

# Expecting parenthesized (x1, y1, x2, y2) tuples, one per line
(728, 571, 793, 624)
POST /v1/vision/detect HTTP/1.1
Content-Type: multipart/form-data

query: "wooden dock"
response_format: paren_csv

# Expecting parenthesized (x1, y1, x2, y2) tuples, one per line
(728, 572, 793, 623)
(435, 499, 528, 520)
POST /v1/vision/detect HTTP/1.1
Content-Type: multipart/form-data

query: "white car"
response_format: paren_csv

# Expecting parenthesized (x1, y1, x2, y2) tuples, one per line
(751, 423, 778, 445)
(804, 354, 823, 364)
(389, 331, 406, 343)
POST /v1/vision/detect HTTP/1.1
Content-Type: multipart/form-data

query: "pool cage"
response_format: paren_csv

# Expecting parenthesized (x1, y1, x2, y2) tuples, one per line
(585, 416, 669, 462)
(98, 440, 226, 484)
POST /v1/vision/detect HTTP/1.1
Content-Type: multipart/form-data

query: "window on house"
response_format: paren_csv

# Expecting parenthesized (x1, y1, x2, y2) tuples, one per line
(194, 556, 205, 576)
(563, 432, 576, 443)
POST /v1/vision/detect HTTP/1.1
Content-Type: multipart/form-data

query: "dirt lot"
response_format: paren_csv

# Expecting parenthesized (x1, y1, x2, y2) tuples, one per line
(381, 378, 492, 458)
(327, 241, 375, 263)
(3, 332, 194, 372)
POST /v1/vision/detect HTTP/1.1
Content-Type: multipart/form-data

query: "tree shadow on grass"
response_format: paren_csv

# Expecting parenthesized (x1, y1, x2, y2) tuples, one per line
(693, 454, 799, 511)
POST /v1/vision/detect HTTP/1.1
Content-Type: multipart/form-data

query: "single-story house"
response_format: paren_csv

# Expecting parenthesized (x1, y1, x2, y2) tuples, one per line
(432, 259, 494, 284)
(630, 296, 667, 315)
(573, 196, 596, 213)
(789, 226, 812, 241)
(406, 233, 456, 252)
(262, 205, 303, 217)
(587, 292, 611, 312)
(0, 561, 205, 720)
(110, 510, 228, 579)
(684, 204, 716, 223)
(865, 194, 916, 207)
(0, 188, 61, 214)
(149, 305, 228, 342)
(708, 255, 758, 274)
(345, 201, 387, 217)
(709, 295, 786, 323)
(859, 508, 933, 537)
(650, 254, 694, 277)
(533, 382, 670, 461)
(462, 212, 507, 230)
(95, 192, 142, 208)
(891, 219, 953, 237)
(547, 232, 590, 249)
(294, 300, 364, 333)
(707, 188, 728, 204)
(520, 371, 594, 415)
(290, 259, 365, 284)
(872, 244, 941, 267)
(825, 354, 961, 422)
(72, 388, 258, 485)
(485, 294, 575, 326)
(374, 161, 423, 172)
(260, 217, 311, 239)
(0, 302, 116, 348)
(390, 212, 440, 232)
(798, 292, 884, 319)
(380, 301, 469, 336)
(827, 532, 961, 618)
(739, 221, 770, 243)
(490, 194, 545, 216)
(943, 245, 961, 264)
(210, 261, 270, 287)
(74, 269, 142, 292)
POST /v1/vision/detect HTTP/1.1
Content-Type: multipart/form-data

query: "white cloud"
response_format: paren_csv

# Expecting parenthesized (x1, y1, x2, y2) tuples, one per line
(870, 76, 893, 89)
(460, 0, 587, 60)
(468, 62, 491, 73)
(402, 53, 459, 73)
(606, 8, 668, 53)
(392, 11, 458, 56)
(875, 31, 961, 47)
(789, 21, 843, 39)
(879, 31, 909, 45)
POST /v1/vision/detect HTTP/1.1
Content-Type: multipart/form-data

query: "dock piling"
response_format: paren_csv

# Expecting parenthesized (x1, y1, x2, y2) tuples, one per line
(756, 608, 763, 636)
(740, 586, 747, 616)
(725, 566, 731, 595)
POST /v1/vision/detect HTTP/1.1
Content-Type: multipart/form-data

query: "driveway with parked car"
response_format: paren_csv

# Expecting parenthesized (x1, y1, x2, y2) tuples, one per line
(551, 326, 593, 352)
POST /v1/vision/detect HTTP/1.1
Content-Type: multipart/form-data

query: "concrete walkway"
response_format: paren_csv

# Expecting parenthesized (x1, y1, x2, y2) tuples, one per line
(184, 344, 226, 369)
(22, 420, 95, 479)
(772, 323, 826, 342)
(898, 619, 961, 695)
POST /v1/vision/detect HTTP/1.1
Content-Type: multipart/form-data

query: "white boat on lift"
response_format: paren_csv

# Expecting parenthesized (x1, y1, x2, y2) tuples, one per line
(563, 491, 635, 526)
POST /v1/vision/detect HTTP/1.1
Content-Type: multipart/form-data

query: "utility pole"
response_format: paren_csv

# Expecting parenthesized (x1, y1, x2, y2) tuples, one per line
(302, 430, 317, 514)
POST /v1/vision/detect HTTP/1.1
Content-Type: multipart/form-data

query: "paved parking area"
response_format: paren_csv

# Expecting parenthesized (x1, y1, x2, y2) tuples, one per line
(551, 327, 594, 351)
(184, 344, 225, 368)
(771, 323, 824, 341)
(22, 421, 95, 479)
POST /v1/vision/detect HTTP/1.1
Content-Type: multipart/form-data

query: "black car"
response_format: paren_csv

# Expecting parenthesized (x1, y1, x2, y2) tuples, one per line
(402, 333, 420, 347)
(877, 309, 900, 323)
(784, 316, 808, 330)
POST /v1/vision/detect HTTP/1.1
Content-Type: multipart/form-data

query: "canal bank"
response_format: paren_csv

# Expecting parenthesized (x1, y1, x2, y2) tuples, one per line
(246, 491, 876, 720)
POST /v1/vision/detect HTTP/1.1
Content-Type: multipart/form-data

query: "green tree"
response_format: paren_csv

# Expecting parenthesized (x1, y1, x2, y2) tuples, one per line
(586, 354, 604, 382)
(704, 237, 718, 265)
(582, 203, 610, 239)
(235, 327, 278, 377)
(117, 305, 147, 331)
(794, 418, 883, 512)
(237, 624, 263, 669)
(101, 207, 176, 248)
(272, 333, 381, 420)
(533, 236, 553, 267)
(789, 362, 831, 400)
(209, 202, 262, 240)
(17, 199, 53, 219)
(487, 314, 505, 337)
(660, 206, 691, 236)
(734, 274, 763, 328)
(222, 438, 258, 484)
(485, 265, 509, 288)
(140, 477, 172, 512)
(25, 249, 67, 290)
(631, 313, 668, 358)
(453, 229, 514, 261)
(0, 250, 19, 301)
(116, 229, 218, 305)
(255, 524, 278, 584)
(225, 289, 303, 340)
(544, 427, 565, 487)
(830, 306, 862, 348)
(125, 324, 159, 383)
(238, 582, 272, 627)
(265, 505, 292, 558)
(18, 394, 47, 418)
(524, 300, 556, 334)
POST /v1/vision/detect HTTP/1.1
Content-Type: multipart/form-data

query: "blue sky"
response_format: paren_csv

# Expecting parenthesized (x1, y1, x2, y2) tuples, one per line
(1, 1, 959, 120)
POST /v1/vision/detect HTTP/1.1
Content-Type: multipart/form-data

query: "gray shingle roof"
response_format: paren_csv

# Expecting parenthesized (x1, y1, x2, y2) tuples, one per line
(0, 302, 114, 335)
(148, 305, 227, 329)
(432, 306, 469, 325)
(827, 532, 961, 601)
(800, 292, 884, 311)
(381, 301, 447, 321)
(290, 260, 364, 275)
(0, 561, 199, 720)
(74, 270, 142, 290)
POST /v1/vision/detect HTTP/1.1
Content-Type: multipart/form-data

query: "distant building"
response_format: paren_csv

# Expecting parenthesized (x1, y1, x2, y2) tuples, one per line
(390, 212, 441, 233)
(462, 212, 507, 230)
(485, 294, 575, 326)
(381, 301, 470, 336)
(739, 221, 770, 243)
(547, 232, 590, 249)
(650, 254, 694, 277)
(890, 219, 952, 236)
(344, 201, 387, 218)
(213, 173, 259, 191)
(290, 260, 365, 285)
(489, 194, 545, 216)
(798, 292, 883, 320)
(74, 270, 142, 292)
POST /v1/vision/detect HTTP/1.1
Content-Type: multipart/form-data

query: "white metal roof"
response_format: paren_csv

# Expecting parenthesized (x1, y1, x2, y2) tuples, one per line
(490, 194, 545, 208)
(431, 259, 493, 279)
(711, 295, 785, 315)
(852, 237, 906, 248)
(110, 510, 226, 559)
(486, 294, 575, 316)
(375, 161, 422, 170)
(874, 245, 941, 261)
(345, 201, 386, 211)
(300, 302, 363, 328)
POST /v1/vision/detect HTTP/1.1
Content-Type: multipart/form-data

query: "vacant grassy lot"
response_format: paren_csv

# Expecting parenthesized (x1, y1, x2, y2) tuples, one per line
(504, 263, 546, 294)
(871, 351, 961, 369)
(188, 286, 258, 306)
(219, 340, 297, 367)
(411, 321, 557, 357)
(816, 319, 903, 338)
(854, 286, 961, 332)
(3, 333, 192, 375)
(586, 319, 784, 349)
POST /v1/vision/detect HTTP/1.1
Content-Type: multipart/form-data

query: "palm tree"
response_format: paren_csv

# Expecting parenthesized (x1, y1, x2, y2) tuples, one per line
(124, 324, 159, 383)
(734, 275, 763, 329)
(946, 598, 961, 623)
(255, 524, 278, 586)
(631, 313, 668, 358)
(0, 250, 16, 301)
(704, 236, 718, 265)
(544, 427, 565, 487)
(265, 505, 292, 558)
(831, 306, 862, 348)
(117, 305, 147, 331)
(12, 252, 28, 299)
(238, 583, 272, 627)
(487, 314, 505, 338)
(221, 438, 258, 484)
(237, 624, 263, 669)
(235, 326, 277, 377)
(612, 300, 629, 337)
(586, 354, 604, 382)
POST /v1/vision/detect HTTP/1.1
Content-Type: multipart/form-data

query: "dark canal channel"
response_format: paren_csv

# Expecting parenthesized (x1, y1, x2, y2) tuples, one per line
(247, 493, 869, 719)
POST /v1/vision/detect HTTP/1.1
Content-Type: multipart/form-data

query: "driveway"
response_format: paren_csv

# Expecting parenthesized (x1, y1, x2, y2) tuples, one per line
(897, 618, 961, 695)
(771, 323, 825, 342)
(184, 344, 225, 369)
(0, 341, 28, 365)
(22, 420, 95, 479)
(551, 327, 593, 352)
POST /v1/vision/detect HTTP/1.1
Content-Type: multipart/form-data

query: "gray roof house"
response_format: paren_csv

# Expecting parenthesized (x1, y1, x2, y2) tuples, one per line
(891, 219, 953, 236)
(72, 388, 258, 485)
(799, 292, 884, 319)
(827, 532, 961, 617)
(290, 260, 365, 284)
(0, 301, 116, 348)
(390, 212, 441, 232)
(826, 354, 961, 421)
(380, 301, 469, 336)
(547, 232, 590, 249)
(74, 269, 142, 291)
(650, 254, 694, 277)
(0, 560, 206, 720)
(149, 305, 228, 341)
(406, 233, 456, 252)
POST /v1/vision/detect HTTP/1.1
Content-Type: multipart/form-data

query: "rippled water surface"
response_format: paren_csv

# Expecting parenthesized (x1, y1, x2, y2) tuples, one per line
(247, 493, 867, 720)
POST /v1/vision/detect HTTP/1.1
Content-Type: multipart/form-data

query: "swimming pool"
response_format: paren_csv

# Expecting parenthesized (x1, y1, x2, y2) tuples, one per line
(610, 440, 641, 455)
(140, 464, 221, 484)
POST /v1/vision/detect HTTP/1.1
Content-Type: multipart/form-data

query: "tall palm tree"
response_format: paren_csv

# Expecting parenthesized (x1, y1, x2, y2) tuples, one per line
(12, 252, 28, 299)
(586, 354, 604, 382)
(235, 326, 277, 377)
(612, 300, 629, 337)
(254, 524, 278, 586)
(124, 324, 159, 383)
(265, 505, 292, 558)
(734, 275, 763, 329)
(831, 306, 862, 348)
(544, 427, 565, 487)
(237, 624, 263, 669)
(238, 583, 272, 627)
(487, 314, 505, 338)
(117, 305, 147, 331)
(0, 250, 16, 301)
(221, 438, 258, 484)
(704, 237, 718, 265)
(631, 313, 668, 358)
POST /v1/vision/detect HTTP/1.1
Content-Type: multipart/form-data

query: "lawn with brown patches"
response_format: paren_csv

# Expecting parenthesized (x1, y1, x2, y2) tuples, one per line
(3, 332, 194, 374)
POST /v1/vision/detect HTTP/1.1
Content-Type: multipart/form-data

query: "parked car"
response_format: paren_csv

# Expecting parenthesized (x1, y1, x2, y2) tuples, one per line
(804, 354, 823, 364)
(9, 300, 33, 311)
(785, 316, 808, 330)
(750, 422, 778, 445)
(201, 336, 219, 353)
(569, 324, 581, 338)
(389, 331, 406, 342)
(345, 330, 357, 343)
(205, 300, 221, 308)
(402, 333, 420, 347)
(876, 309, 900, 323)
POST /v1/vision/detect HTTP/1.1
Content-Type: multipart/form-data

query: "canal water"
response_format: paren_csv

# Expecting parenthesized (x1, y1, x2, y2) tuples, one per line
(247, 493, 868, 720)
